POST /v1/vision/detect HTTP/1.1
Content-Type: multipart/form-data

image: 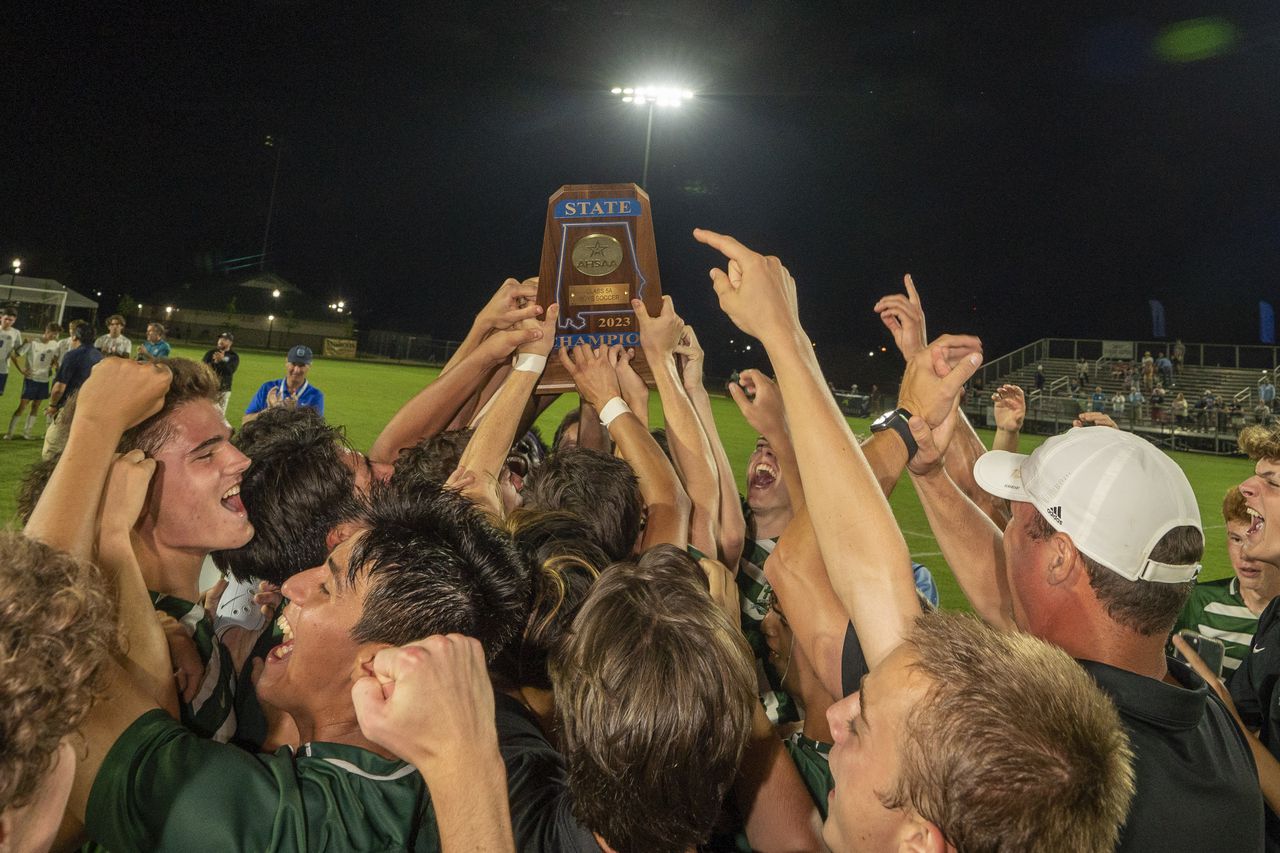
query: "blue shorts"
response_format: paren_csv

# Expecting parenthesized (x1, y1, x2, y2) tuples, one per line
(22, 378, 50, 401)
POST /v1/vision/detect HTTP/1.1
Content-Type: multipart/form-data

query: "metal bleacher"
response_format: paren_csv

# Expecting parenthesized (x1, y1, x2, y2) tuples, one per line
(963, 338, 1280, 455)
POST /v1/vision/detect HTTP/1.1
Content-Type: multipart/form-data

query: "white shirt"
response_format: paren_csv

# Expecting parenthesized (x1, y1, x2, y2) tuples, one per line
(20, 339, 60, 382)
(0, 328, 21, 374)
(95, 333, 132, 356)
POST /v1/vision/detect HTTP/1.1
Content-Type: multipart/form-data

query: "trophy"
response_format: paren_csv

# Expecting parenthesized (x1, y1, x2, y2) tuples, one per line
(534, 184, 663, 393)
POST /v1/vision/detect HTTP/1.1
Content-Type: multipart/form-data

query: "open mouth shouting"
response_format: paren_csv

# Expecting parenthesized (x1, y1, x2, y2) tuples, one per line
(221, 483, 246, 514)
(268, 611, 295, 664)
(748, 461, 779, 492)
(1246, 506, 1265, 545)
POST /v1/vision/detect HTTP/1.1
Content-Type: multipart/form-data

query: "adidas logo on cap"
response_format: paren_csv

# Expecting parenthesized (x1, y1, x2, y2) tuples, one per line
(1046, 505, 1063, 524)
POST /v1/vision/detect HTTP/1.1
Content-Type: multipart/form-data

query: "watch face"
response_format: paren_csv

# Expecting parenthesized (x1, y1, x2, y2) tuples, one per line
(871, 410, 897, 429)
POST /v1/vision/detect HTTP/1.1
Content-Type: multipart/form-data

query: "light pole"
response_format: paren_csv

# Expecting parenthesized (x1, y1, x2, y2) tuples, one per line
(610, 86, 694, 189)
(8, 258, 20, 301)
(267, 314, 275, 349)
(260, 136, 283, 271)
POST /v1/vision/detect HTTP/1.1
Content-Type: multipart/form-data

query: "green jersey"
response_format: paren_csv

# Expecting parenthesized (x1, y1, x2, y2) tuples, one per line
(150, 592, 238, 742)
(736, 538, 800, 725)
(1172, 576, 1262, 674)
(783, 733, 833, 820)
(86, 709, 439, 852)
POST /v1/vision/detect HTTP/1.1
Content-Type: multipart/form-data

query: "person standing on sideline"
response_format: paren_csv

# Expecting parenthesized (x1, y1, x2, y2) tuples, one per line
(136, 322, 171, 362)
(95, 314, 132, 357)
(243, 344, 324, 423)
(5, 322, 60, 440)
(201, 332, 240, 415)
(0, 305, 22, 397)
(42, 322, 103, 459)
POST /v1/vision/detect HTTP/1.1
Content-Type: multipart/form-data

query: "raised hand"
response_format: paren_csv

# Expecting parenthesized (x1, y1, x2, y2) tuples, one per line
(352, 634, 497, 771)
(633, 295, 685, 361)
(728, 369, 787, 441)
(474, 277, 542, 334)
(992, 384, 1026, 432)
(557, 344, 622, 411)
(99, 450, 157, 540)
(693, 228, 801, 346)
(873, 274, 928, 360)
(515, 302, 559, 359)
(897, 334, 984, 429)
(77, 357, 172, 433)
(674, 326, 706, 390)
(615, 347, 650, 418)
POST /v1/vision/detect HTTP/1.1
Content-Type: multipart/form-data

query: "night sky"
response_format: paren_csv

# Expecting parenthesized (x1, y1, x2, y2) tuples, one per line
(7, 2, 1279, 384)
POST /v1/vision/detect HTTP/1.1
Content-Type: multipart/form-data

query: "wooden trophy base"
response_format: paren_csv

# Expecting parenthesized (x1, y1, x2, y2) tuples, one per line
(535, 184, 663, 394)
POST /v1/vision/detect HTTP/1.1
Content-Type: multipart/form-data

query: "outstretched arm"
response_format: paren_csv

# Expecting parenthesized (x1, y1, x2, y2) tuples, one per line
(695, 229, 970, 667)
(991, 383, 1025, 454)
(368, 325, 546, 467)
(456, 306, 559, 516)
(682, 330, 745, 567)
(558, 344, 690, 550)
(635, 297, 720, 557)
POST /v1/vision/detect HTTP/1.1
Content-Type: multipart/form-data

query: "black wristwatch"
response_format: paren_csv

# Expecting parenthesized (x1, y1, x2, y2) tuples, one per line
(870, 407, 918, 460)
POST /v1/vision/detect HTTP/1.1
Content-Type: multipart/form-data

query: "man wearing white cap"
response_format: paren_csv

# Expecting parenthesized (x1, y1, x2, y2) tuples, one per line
(909, 423, 1264, 852)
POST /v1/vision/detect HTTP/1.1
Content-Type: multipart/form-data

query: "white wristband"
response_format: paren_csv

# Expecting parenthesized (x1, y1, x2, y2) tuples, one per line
(512, 352, 547, 374)
(599, 396, 631, 428)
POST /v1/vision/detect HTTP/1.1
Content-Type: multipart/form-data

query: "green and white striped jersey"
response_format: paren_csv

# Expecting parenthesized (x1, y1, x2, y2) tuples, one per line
(1172, 577, 1263, 673)
(736, 538, 800, 726)
(150, 592, 239, 742)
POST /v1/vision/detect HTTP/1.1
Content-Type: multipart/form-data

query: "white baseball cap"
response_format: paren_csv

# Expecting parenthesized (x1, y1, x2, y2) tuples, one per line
(973, 427, 1202, 583)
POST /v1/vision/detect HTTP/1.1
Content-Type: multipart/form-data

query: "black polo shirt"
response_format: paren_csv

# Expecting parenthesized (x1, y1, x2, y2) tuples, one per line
(1231, 595, 1280, 852)
(495, 692, 601, 853)
(1082, 657, 1263, 853)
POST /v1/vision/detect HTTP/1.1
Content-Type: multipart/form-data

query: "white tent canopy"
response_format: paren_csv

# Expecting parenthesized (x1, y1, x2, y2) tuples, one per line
(0, 275, 99, 325)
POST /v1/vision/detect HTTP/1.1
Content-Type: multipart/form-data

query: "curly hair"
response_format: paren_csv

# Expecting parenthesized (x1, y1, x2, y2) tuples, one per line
(0, 532, 117, 811)
(1240, 424, 1280, 462)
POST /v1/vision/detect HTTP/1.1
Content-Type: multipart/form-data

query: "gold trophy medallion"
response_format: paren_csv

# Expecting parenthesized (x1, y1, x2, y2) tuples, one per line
(570, 234, 624, 277)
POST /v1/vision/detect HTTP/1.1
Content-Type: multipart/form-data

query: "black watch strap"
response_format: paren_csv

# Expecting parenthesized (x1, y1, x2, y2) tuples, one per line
(870, 407, 918, 460)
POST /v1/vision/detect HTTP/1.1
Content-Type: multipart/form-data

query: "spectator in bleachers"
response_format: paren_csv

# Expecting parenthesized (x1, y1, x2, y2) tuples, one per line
(1174, 391, 1190, 427)
(1034, 364, 1045, 392)
(1157, 352, 1174, 387)
(1128, 385, 1145, 421)
(1260, 375, 1275, 410)
(1256, 400, 1273, 427)
(1151, 385, 1167, 424)
(1078, 359, 1090, 386)
(1173, 339, 1186, 374)
(1142, 351, 1156, 391)
(1231, 399, 1247, 433)
(1069, 376, 1083, 398)
(1112, 390, 1127, 418)
(1091, 386, 1107, 412)
(1197, 390, 1216, 430)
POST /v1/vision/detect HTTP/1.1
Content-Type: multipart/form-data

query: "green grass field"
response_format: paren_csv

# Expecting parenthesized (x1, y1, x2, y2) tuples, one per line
(0, 345, 1253, 609)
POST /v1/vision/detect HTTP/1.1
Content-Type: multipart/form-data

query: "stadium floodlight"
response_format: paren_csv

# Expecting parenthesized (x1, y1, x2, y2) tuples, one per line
(610, 84, 696, 188)
(272, 288, 281, 298)
(10, 258, 19, 272)
(165, 306, 173, 315)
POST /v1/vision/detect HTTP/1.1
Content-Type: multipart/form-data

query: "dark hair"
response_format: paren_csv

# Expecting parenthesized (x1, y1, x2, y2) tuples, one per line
(1028, 512, 1200, 636)
(390, 428, 474, 494)
(553, 408, 582, 450)
(550, 547, 755, 853)
(490, 508, 606, 691)
(71, 321, 92, 342)
(45, 322, 61, 334)
(212, 406, 357, 586)
(522, 447, 642, 562)
(147, 322, 166, 336)
(347, 483, 530, 659)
